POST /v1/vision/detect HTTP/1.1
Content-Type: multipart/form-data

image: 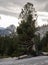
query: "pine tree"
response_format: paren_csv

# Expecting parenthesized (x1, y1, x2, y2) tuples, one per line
(17, 2, 37, 55)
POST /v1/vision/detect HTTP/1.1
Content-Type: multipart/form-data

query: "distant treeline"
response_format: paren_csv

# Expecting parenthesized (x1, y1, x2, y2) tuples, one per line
(0, 31, 48, 58)
(0, 36, 27, 58)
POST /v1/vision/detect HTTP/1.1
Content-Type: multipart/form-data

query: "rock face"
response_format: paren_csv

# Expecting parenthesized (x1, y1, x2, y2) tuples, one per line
(0, 25, 16, 36)
(6, 25, 16, 33)
(35, 25, 48, 39)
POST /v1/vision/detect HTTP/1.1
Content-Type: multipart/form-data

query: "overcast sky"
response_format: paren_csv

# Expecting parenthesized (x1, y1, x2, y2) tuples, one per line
(0, 0, 48, 17)
(0, 0, 48, 28)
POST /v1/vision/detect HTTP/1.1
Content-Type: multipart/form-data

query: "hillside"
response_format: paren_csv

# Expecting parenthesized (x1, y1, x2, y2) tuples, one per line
(0, 25, 16, 36)
(35, 25, 48, 39)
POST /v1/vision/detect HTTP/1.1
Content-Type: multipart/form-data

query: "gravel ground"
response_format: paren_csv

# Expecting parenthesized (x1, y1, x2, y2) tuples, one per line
(0, 56, 48, 65)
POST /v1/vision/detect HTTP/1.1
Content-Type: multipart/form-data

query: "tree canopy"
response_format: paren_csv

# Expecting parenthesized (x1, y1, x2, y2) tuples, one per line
(17, 2, 37, 55)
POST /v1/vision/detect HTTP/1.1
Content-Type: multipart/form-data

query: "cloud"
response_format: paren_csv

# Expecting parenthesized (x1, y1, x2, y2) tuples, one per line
(0, 0, 35, 17)
(0, 0, 48, 17)
(35, 0, 48, 11)
(43, 3, 48, 12)
(36, 0, 48, 3)
(0, 1, 22, 17)
(0, 14, 19, 28)
(0, 10, 19, 17)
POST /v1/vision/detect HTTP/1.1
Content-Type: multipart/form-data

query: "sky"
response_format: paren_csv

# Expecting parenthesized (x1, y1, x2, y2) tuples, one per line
(0, 0, 48, 28)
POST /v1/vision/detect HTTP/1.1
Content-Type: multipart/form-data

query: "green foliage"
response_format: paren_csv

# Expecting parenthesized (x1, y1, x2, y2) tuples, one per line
(17, 2, 37, 55)
(0, 36, 19, 57)
(40, 31, 48, 52)
(19, 2, 37, 21)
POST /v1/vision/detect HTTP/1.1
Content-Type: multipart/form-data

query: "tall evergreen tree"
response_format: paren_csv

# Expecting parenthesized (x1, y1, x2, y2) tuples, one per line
(17, 2, 37, 55)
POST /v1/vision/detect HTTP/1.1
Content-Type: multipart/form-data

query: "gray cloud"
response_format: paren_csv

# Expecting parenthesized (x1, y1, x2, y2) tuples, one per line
(0, 0, 35, 17)
(0, 10, 19, 17)
(36, 0, 47, 2)
(35, 0, 48, 11)
(0, 0, 48, 17)
(43, 3, 48, 12)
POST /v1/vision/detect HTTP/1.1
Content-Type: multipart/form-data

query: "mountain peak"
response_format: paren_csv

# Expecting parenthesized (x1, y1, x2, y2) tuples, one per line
(0, 25, 16, 36)
(6, 24, 16, 32)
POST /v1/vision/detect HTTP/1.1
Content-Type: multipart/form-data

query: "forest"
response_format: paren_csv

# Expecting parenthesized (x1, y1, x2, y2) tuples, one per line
(0, 2, 48, 58)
